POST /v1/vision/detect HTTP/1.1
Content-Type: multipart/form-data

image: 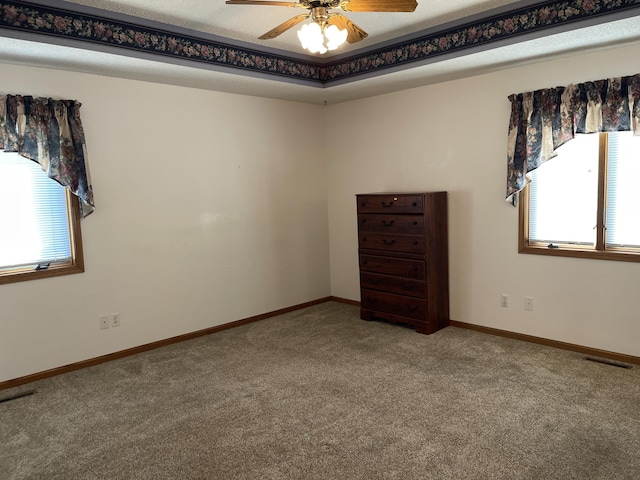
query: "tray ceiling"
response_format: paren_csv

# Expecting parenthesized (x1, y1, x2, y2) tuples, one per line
(0, 0, 639, 103)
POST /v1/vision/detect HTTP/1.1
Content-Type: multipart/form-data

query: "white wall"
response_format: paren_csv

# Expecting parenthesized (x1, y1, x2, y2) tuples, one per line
(326, 43, 640, 357)
(0, 65, 330, 382)
(2, 43, 639, 384)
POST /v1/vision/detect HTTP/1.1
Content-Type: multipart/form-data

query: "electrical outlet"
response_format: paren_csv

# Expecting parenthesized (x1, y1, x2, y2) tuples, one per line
(524, 297, 534, 311)
(99, 315, 110, 330)
(111, 313, 120, 327)
(500, 294, 509, 308)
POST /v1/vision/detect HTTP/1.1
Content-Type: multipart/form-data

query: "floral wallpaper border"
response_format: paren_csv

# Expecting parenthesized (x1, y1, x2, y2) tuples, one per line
(1, 0, 639, 86)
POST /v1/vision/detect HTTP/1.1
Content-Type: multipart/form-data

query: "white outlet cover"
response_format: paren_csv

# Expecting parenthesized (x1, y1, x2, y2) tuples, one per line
(500, 294, 509, 307)
(524, 297, 534, 311)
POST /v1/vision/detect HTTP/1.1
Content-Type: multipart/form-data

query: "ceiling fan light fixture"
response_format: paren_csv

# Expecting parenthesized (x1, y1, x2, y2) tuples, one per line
(297, 22, 327, 54)
(227, 0, 406, 50)
(297, 19, 347, 55)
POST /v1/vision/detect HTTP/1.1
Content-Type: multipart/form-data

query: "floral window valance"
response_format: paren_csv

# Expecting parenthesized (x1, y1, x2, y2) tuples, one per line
(0, 94, 94, 216)
(506, 73, 640, 204)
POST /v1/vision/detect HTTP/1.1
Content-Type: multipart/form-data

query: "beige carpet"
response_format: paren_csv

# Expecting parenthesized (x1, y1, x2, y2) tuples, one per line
(1, 302, 639, 479)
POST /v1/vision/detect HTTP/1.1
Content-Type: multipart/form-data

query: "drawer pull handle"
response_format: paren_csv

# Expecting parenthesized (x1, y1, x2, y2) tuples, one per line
(406, 305, 419, 312)
(382, 239, 396, 245)
(366, 297, 377, 303)
(413, 241, 419, 245)
(412, 202, 417, 207)
(412, 266, 418, 271)
(382, 220, 395, 227)
(381, 201, 394, 208)
(413, 221, 418, 225)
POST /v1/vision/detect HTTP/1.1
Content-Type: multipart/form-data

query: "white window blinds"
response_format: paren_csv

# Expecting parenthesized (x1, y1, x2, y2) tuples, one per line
(529, 134, 599, 245)
(605, 132, 640, 248)
(0, 152, 71, 270)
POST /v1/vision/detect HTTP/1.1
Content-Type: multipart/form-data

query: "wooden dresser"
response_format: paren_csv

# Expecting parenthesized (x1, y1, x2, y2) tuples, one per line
(356, 192, 449, 335)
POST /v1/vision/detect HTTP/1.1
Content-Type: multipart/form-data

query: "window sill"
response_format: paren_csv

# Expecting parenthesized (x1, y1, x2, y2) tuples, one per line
(519, 244, 640, 263)
(0, 263, 84, 285)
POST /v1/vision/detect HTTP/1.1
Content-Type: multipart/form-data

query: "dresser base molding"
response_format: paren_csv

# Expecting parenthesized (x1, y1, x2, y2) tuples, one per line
(361, 308, 449, 335)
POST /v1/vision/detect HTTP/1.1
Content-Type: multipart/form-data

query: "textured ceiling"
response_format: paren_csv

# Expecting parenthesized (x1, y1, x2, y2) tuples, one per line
(0, 0, 639, 104)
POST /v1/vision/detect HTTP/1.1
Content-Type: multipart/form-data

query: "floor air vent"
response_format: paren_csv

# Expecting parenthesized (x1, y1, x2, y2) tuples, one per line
(585, 357, 633, 369)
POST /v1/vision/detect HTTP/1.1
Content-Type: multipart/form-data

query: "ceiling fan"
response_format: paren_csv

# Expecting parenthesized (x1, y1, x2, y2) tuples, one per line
(225, 0, 418, 54)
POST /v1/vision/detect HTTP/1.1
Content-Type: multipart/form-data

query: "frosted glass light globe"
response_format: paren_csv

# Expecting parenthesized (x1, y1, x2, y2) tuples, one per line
(297, 23, 327, 54)
(325, 25, 347, 51)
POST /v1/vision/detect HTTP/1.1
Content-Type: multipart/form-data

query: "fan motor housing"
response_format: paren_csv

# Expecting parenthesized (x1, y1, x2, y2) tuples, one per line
(311, 7, 329, 25)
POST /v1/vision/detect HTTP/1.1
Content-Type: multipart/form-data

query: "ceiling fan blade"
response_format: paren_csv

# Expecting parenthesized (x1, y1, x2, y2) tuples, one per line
(226, 0, 306, 8)
(328, 14, 368, 44)
(259, 14, 309, 40)
(338, 0, 418, 12)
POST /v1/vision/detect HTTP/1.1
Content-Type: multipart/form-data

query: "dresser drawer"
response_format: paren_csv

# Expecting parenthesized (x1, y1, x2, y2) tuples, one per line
(358, 232, 425, 254)
(359, 255, 425, 279)
(360, 272, 426, 298)
(358, 214, 424, 234)
(360, 289, 426, 321)
(357, 194, 424, 214)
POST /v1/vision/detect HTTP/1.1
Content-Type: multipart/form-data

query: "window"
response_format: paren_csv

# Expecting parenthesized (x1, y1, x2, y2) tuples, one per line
(0, 152, 83, 284)
(519, 131, 640, 262)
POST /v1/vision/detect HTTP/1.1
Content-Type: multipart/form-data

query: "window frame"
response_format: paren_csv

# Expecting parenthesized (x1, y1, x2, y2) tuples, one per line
(519, 132, 640, 263)
(0, 189, 84, 285)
